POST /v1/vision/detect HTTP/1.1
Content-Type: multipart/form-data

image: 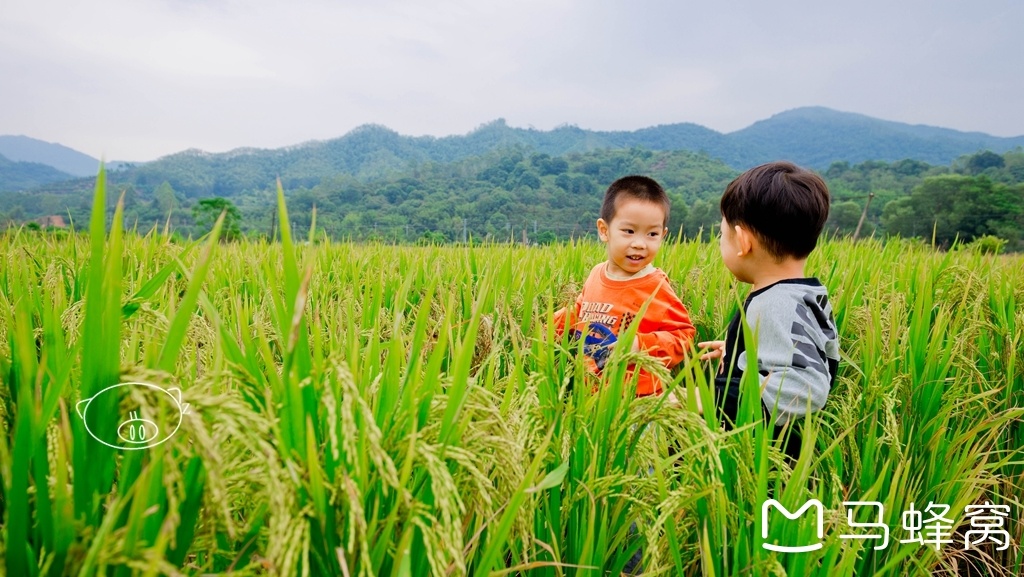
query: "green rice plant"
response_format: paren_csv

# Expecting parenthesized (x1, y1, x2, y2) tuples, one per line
(0, 169, 243, 576)
(0, 180, 1021, 576)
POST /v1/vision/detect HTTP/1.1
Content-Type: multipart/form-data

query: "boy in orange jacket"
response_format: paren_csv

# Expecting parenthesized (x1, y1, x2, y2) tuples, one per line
(552, 175, 696, 397)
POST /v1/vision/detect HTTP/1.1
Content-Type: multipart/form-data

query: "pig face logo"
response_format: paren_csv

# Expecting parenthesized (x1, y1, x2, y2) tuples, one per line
(76, 381, 190, 450)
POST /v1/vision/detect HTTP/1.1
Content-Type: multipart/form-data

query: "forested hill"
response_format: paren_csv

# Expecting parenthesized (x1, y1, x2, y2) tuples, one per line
(8, 145, 1022, 252)
(4, 108, 1023, 250)
(110, 121, 740, 199)
(0, 153, 73, 192)
(0, 135, 101, 177)
(730, 107, 1024, 168)
(5, 147, 743, 242)
(11, 107, 1023, 200)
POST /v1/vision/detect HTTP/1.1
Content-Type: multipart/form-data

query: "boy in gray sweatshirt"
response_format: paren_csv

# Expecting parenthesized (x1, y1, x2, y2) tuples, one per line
(699, 161, 839, 461)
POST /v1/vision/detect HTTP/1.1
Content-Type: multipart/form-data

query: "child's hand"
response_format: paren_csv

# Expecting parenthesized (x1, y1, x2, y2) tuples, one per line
(698, 340, 725, 375)
(697, 341, 725, 361)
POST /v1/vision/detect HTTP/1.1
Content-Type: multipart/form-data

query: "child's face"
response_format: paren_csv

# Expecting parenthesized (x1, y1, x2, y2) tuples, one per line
(719, 217, 751, 283)
(597, 198, 667, 278)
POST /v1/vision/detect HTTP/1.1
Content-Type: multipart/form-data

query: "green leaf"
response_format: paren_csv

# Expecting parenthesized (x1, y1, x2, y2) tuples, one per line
(528, 460, 568, 493)
(157, 210, 224, 373)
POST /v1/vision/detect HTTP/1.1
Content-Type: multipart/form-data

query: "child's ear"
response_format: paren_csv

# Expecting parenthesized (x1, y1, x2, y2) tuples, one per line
(596, 218, 610, 242)
(734, 224, 754, 256)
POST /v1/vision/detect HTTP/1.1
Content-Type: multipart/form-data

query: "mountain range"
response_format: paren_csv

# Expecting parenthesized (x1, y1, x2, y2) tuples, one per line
(0, 135, 102, 177)
(2, 106, 1023, 197)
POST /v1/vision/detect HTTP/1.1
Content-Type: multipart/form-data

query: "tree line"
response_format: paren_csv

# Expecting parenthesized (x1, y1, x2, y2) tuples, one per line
(5, 147, 1023, 251)
(823, 150, 1024, 249)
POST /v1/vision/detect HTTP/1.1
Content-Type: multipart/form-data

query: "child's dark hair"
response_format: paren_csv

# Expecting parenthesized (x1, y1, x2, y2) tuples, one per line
(720, 161, 830, 260)
(600, 175, 671, 226)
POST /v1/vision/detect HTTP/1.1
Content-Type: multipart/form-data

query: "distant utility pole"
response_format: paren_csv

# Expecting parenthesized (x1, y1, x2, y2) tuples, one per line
(853, 192, 875, 240)
(462, 218, 467, 243)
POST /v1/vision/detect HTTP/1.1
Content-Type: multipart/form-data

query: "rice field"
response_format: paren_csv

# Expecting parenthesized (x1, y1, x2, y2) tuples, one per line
(1, 177, 1022, 576)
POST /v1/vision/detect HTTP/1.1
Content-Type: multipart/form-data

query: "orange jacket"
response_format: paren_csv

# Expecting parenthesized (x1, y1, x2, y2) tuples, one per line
(552, 263, 696, 396)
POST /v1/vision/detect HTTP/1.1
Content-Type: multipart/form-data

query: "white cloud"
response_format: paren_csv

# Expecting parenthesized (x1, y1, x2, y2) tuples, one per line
(0, 0, 1021, 161)
(2, 0, 272, 79)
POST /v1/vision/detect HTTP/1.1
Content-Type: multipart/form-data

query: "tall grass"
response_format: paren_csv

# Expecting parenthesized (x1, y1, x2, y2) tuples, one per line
(0, 175, 1021, 575)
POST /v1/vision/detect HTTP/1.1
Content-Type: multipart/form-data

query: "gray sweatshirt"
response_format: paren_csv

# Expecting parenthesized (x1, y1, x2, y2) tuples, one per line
(717, 278, 840, 425)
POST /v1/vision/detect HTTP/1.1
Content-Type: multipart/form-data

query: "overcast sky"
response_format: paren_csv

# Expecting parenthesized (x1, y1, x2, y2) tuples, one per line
(1, 0, 1021, 162)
